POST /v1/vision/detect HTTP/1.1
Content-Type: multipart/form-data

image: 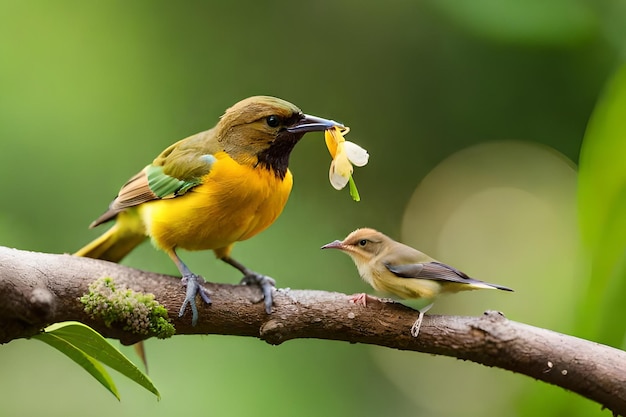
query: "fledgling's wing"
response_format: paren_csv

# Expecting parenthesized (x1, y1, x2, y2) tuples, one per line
(386, 261, 513, 291)
(386, 261, 470, 283)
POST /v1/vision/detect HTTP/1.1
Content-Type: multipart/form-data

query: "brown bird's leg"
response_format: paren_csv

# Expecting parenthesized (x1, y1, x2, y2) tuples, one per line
(220, 256, 275, 314)
(166, 249, 212, 326)
(410, 302, 434, 337)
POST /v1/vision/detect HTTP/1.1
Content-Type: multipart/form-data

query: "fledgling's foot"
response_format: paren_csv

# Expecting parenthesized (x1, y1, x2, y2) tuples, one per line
(179, 273, 212, 326)
(410, 303, 434, 337)
(240, 273, 276, 313)
(410, 311, 425, 337)
(349, 293, 376, 306)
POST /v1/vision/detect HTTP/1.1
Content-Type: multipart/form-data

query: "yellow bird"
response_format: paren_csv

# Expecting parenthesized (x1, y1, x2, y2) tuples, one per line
(322, 228, 513, 336)
(76, 96, 342, 325)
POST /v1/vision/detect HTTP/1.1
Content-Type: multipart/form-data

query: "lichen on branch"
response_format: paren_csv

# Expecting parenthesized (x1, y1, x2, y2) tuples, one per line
(80, 276, 175, 338)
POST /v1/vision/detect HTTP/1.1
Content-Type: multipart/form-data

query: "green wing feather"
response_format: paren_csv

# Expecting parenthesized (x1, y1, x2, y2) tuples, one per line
(146, 165, 201, 199)
(142, 153, 217, 200)
(90, 152, 216, 227)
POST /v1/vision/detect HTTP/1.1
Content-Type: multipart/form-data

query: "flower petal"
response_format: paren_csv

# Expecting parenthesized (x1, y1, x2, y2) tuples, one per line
(325, 126, 347, 158)
(325, 130, 338, 158)
(329, 162, 351, 190)
(343, 141, 369, 167)
(335, 144, 354, 175)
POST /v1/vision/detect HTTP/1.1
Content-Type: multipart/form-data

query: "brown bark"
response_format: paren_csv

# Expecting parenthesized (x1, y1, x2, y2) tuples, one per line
(0, 246, 624, 415)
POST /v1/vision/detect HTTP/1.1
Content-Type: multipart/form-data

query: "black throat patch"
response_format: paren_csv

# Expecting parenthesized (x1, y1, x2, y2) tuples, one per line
(255, 132, 303, 179)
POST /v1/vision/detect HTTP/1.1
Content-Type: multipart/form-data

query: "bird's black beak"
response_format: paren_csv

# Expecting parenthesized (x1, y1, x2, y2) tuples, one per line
(321, 240, 344, 250)
(287, 114, 344, 134)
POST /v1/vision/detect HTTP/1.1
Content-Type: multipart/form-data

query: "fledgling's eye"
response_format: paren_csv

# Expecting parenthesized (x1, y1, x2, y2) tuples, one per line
(358, 239, 368, 247)
(266, 115, 280, 128)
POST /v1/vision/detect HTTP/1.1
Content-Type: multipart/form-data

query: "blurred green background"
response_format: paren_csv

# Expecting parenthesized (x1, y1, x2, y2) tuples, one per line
(1, 1, 625, 416)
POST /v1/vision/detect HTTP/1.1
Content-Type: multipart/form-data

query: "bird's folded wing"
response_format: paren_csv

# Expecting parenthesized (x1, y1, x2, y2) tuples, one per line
(90, 153, 216, 227)
(386, 261, 473, 284)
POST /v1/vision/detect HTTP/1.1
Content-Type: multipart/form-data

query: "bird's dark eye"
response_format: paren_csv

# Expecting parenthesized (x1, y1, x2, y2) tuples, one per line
(358, 239, 368, 247)
(266, 115, 280, 128)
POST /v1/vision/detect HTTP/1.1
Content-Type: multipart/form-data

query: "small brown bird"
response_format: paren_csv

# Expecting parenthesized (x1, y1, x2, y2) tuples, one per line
(322, 228, 513, 336)
(76, 96, 343, 325)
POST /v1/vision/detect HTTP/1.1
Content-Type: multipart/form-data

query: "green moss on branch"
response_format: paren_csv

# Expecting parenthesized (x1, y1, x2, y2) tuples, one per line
(80, 277, 175, 338)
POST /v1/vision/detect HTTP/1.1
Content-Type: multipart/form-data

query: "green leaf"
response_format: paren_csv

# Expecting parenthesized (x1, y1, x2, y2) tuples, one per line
(33, 322, 160, 399)
(576, 64, 626, 345)
(33, 329, 120, 400)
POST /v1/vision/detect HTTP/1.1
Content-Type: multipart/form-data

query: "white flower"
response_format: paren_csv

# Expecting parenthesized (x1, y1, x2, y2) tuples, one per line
(325, 126, 369, 200)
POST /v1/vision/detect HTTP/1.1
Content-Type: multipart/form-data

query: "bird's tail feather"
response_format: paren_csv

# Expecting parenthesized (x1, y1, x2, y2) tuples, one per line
(490, 282, 514, 292)
(74, 214, 150, 371)
(468, 281, 514, 292)
(74, 222, 146, 262)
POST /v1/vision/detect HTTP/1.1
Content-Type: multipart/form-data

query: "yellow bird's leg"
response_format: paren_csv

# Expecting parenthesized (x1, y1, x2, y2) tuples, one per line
(410, 302, 434, 337)
(166, 249, 212, 326)
(220, 255, 276, 314)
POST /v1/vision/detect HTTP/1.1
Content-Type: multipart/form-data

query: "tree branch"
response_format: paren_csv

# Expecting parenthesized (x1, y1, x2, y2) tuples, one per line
(0, 246, 624, 415)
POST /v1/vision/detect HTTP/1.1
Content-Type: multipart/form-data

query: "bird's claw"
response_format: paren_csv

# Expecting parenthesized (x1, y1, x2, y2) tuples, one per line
(240, 273, 275, 314)
(410, 303, 433, 337)
(349, 293, 374, 306)
(410, 310, 425, 337)
(179, 273, 211, 326)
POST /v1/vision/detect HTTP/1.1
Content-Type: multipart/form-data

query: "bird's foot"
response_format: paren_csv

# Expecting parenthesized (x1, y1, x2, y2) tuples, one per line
(349, 293, 375, 306)
(240, 273, 276, 314)
(410, 303, 434, 337)
(179, 273, 212, 326)
(410, 310, 425, 337)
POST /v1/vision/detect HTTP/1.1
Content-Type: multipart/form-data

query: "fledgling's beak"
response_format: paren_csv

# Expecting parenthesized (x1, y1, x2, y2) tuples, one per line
(321, 240, 344, 250)
(287, 114, 344, 134)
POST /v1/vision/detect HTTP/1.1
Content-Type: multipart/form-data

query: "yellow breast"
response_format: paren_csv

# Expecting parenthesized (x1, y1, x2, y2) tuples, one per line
(140, 151, 292, 252)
